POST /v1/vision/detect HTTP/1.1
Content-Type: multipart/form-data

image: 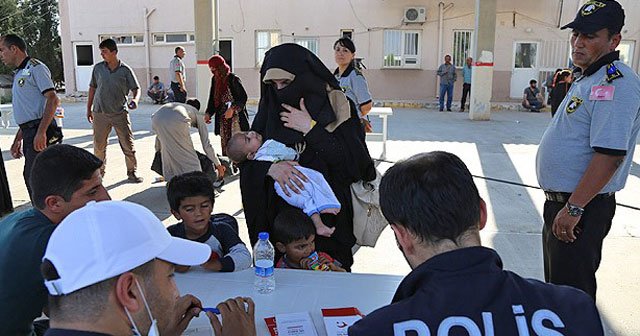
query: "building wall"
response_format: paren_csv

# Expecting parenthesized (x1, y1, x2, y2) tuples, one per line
(60, 0, 640, 102)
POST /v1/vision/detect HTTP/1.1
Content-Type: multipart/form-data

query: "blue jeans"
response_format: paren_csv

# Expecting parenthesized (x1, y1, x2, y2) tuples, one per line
(523, 99, 544, 111)
(439, 82, 454, 110)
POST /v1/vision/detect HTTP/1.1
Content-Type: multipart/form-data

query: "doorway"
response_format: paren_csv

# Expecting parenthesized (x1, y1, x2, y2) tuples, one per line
(510, 41, 539, 98)
(74, 43, 94, 92)
(219, 40, 233, 71)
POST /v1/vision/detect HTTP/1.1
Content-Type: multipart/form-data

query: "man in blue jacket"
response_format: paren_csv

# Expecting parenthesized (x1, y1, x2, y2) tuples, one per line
(349, 151, 603, 336)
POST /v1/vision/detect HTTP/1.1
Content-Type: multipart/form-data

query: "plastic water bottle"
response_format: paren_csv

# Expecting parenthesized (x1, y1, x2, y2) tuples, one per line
(55, 106, 64, 127)
(254, 232, 275, 294)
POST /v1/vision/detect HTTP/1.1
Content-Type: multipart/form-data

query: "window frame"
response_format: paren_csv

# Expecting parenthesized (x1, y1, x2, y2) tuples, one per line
(382, 29, 421, 69)
(293, 37, 320, 55)
(341, 29, 354, 39)
(99, 34, 145, 47)
(452, 30, 474, 68)
(152, 32, 196, 45)
(255, 30, 281, 67)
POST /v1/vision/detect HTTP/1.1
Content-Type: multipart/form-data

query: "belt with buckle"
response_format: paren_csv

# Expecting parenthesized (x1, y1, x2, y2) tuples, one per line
(19, 118, 42, 130)
(544, 191, 614, 203)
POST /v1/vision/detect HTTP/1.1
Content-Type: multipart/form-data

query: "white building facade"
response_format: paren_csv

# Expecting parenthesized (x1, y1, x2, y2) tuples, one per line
(59, 0, 640, 102)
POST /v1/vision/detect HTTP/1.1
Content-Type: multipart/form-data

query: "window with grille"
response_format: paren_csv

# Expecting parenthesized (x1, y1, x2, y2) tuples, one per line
(294, 38, 319, 55)
(99, 34, 144, 46)
(256, 30, 280, 67)
(383, 30, 420, 68)
(453, 30, 473, 68)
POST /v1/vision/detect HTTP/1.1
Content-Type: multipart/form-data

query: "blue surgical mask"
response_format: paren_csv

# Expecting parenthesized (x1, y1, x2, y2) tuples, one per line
(125, 278, 160, 336)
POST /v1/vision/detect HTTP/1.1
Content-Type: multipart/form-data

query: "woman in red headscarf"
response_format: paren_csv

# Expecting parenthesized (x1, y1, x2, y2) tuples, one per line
(205, 55, 250, 155)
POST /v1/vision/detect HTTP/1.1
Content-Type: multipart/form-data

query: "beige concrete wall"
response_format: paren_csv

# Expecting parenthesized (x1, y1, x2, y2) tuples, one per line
(59, 0, 640, 101)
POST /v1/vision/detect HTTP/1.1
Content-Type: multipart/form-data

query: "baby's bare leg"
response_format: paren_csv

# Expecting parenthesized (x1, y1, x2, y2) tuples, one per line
(320, 207, 340, 215)
(311, 213, 335, 237)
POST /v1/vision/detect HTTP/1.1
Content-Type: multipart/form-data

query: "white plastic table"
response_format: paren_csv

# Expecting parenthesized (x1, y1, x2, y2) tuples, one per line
(176, 268, 403, 336)
(365, 107, 393, 160)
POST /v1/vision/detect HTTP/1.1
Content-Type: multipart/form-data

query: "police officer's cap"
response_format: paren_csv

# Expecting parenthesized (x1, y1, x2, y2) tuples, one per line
(561, 0, 625, 34)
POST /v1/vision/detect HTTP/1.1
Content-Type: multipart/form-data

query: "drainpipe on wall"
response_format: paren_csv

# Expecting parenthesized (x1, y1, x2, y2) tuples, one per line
(436, 2, 454, 98)
(557, 0, 564, 28)
(213, 0, 220, 53)
(143, 7, 156, 88)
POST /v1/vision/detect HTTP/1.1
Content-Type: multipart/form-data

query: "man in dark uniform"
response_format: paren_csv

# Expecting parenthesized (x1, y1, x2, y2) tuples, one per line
(349, 152, 602, 336)
(536, 0, 640, 301)
(0, 34, 62, 199)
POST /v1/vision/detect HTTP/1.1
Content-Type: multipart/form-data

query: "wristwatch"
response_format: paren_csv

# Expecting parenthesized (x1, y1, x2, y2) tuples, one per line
(566, 202, 585, 217)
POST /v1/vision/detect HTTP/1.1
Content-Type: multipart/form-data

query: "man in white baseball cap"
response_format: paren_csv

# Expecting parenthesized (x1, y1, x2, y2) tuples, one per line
(40, 200, 256, 336)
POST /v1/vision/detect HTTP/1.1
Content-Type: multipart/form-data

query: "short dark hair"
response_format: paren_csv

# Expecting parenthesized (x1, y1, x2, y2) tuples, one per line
(0, 34, 27, 52)
(530, 79, 537, 84)
(41, 258, 155, 323)
(186, 98, 201, 110)
(166, 171, 215, 213)
(30, 145, 103, 210)
(175, 46, 184, 54)
(333, 37, 356, 53)
(227, 132, 249, 163)
(273, 209, 315, 245)
(98, 38, 117, 52)
(379, 151, 481, 244)
(153, 75, 159, 80)
(607, 28, 620, 39)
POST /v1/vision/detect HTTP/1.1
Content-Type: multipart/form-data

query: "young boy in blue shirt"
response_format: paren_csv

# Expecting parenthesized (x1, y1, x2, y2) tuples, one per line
(273, 209, 345, 271)
(166, 171, 251, 272)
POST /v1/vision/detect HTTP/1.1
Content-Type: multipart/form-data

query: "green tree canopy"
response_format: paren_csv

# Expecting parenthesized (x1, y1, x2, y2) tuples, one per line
(1, 0, 62, 85)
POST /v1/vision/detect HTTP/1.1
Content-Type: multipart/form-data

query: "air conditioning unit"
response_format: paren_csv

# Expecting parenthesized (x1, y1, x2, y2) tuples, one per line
(403, 7, 426, 23)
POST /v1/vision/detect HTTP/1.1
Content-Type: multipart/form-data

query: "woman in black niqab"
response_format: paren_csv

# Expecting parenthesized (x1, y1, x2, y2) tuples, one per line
(239, 44, 375, 271)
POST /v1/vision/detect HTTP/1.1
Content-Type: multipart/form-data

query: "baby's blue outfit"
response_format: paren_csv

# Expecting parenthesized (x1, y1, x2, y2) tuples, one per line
(255, 140, 341, 216)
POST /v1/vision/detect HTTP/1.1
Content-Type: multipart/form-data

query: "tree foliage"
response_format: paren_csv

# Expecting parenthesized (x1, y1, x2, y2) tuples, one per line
(1, 0, 62, 84)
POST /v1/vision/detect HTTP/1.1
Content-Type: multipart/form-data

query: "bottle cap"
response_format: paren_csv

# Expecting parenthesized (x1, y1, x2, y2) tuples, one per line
(258, 232, 269, 240)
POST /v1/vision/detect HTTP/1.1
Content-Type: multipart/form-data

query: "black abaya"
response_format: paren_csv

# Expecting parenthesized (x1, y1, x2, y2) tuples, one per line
(0, 150, 13, 216)
(239, 44, 375, 270)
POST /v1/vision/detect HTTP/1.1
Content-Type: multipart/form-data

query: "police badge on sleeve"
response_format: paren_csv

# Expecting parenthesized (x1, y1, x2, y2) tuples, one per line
(566, 97, 584, 114)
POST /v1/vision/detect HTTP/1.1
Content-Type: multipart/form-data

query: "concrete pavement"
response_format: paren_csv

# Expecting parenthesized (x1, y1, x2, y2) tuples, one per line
(1, 102, 639, 335)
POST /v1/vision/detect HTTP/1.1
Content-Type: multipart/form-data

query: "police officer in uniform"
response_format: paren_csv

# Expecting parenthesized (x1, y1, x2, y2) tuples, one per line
(0, 34, 61, 199)
(536, 0, 640, 301)
(333, 37, 373, 131)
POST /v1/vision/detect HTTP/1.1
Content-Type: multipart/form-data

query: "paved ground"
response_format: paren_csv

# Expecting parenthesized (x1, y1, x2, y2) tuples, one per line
(1, 102, 639, 335)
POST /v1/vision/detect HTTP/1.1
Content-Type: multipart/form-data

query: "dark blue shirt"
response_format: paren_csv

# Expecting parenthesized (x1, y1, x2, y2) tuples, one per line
(167, 214, 251, 272)
(349, 246, 603, 336)
(0, 208, 56, 335)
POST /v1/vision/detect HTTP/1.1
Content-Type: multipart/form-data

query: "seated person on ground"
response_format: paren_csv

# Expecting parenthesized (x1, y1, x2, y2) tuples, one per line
(228, 131, 339, 238)
(272, 209, 345, 272)
(522, 79, 545, 112)
(348, 151, 603, 335)
(147, 75, 167, 104)
(166, 171, 251, 272)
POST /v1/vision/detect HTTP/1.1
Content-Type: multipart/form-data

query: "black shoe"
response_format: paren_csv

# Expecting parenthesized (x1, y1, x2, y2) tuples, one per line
(213, 179, 225, 189)
(447, 108, 452, 112)
(460, 108, 465, 112)
(127, 173, 144, 183)
(439, 108, 444, 112)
